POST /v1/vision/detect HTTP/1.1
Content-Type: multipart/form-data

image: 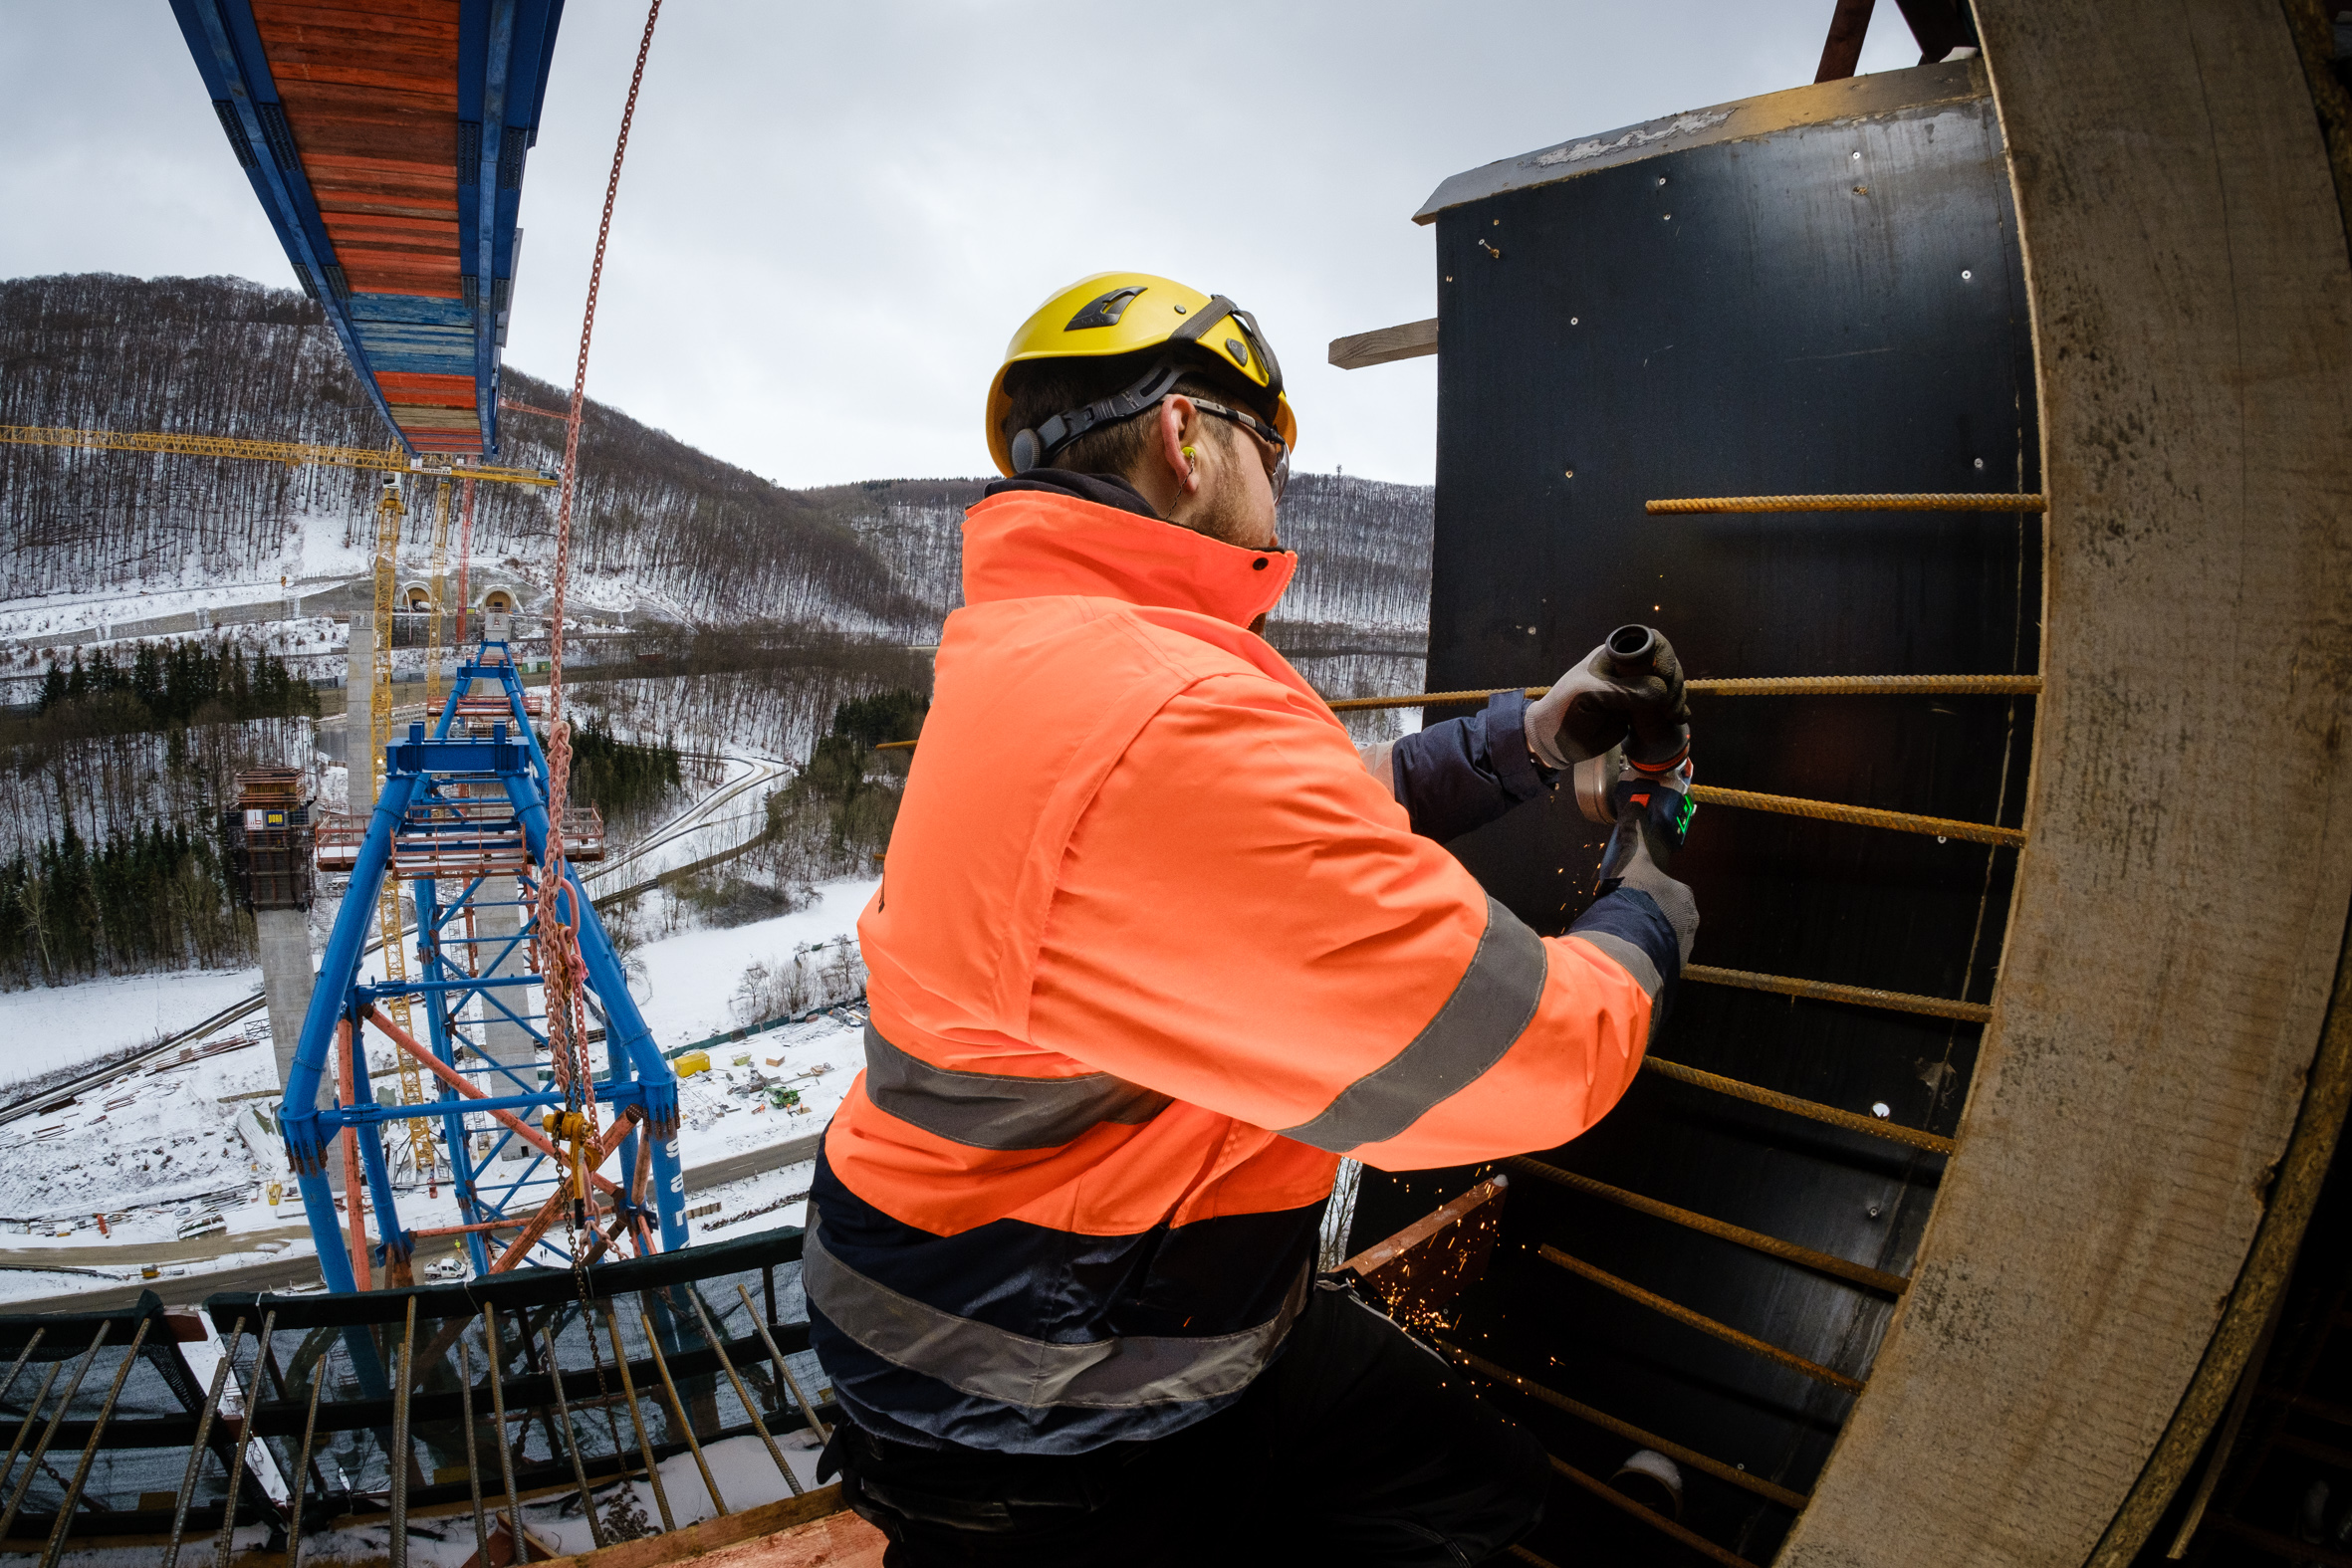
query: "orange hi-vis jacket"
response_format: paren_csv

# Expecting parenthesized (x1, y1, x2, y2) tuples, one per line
(807, 479, 1676, 1455)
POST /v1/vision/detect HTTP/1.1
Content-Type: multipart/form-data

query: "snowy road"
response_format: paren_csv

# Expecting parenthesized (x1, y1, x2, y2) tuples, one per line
(0, 747, 790, 1123)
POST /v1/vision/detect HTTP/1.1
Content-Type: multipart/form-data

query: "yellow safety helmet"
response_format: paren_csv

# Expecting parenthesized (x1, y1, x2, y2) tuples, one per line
(985, 272, 1298, 478)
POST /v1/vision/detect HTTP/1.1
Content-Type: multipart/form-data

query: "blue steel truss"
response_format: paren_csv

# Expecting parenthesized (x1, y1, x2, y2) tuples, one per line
(281, 642, 684, 1290)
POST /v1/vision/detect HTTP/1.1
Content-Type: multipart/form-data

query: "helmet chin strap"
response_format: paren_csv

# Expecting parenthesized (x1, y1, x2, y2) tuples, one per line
(1010, 355, 1190, 473)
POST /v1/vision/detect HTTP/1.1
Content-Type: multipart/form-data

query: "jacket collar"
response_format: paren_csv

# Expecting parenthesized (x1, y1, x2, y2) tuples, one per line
(961, 487, 1297, 628)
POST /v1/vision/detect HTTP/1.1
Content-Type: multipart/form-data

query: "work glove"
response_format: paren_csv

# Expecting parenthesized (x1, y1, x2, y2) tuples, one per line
(1597, 762, 1699, 965)
(1525, 625, 1692, 772)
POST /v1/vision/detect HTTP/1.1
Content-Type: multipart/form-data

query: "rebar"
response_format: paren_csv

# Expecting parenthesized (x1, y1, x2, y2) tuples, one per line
(389, 1298, 416, 1568)
(1641, 1056, 1957, 1156)
(683, 1291, 801, 1496)
(42, 1315, 152, 1568)
(1682, 963, 1993, 1023)
(1688, 784, 2024, 846)
(1320, 688, 1540, 713)
(1684, 673, 2041, 696)
(0, 1331, 43, 1407)
(1, 1323, 111, 1545)
(1320, 672, 2043, 713)
(1538, 1244, 1863, 1393)
(880, 670, 2047, 734)
(210, 1320, 261, 1568)
(735, 1283, 830, 1446)
(1549, 1453, 1759, 1568)
(482, 1307, 524, 1562)
(600, 1307, 673, 1531)
(637, 1310, 726, 1517)
(1501, 1156, 1908, 1294)
(0, 1362, 60, 1510)
(1438, 1340, 1807, 1509)
(456, 1337, 489, 1568)
(163, 1315, 244, 1568)
(525, 1311, 606, 1549)
(1645, 492, 2047, 514)
(285, 1362, 325, 1568)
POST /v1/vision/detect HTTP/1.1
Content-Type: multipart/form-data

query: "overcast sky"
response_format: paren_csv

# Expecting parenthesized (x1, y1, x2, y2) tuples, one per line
(2, 4, 1921, 489)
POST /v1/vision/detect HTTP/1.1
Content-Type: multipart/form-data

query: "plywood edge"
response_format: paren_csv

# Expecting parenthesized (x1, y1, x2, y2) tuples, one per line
(1780, 4, 2352, 1563)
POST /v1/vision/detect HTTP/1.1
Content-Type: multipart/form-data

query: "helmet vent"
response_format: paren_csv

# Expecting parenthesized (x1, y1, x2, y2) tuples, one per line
(1226, 337, 1250, 367)
(1065, 286, 1148, 331)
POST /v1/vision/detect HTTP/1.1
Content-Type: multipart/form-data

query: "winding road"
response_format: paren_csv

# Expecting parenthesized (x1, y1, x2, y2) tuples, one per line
(0, 751, 788, 1130)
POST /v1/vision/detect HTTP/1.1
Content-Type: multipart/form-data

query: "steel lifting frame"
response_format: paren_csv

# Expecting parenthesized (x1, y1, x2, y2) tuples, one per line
(281, 640, 685, 1291)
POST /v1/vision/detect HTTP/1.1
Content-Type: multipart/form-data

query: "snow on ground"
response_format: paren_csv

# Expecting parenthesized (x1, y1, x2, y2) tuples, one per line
(0, 966, 263, 1087)
(0, 876, 877, 1293)
(0, 508, 372, 643)
(629, 879, 875, 1045)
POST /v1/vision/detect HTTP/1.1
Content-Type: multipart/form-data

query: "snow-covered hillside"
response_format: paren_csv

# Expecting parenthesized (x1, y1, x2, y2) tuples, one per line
(3, 274, 1435, 646)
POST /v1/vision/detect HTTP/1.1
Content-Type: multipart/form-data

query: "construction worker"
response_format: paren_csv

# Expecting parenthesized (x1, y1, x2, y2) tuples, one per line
(808, 273, 1697, 1565)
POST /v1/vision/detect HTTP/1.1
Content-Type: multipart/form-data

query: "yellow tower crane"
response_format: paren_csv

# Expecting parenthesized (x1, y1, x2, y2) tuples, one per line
(0, 425, 556, 488)
(366, 480, 440, 1189)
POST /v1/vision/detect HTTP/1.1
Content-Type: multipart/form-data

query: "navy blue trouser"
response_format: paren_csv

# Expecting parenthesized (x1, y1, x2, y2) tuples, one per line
(823, 1281, 1548, 1567)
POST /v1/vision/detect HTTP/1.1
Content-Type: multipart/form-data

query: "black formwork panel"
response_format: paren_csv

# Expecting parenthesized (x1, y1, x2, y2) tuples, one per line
(1352, 61, 2039, 1565)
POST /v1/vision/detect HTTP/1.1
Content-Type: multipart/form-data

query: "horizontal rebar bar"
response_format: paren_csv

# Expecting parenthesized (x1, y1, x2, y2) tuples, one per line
(881, 674, 2047, 742)
(1682, 964, 1993, 1023)
(1685, 673, 2041, 696)
(1321, 688, 1541, 712)
(1438, 1340, 1807, 1508)
(1501, 1156, 1908, 1294)
(1642, 1057, 1956, 1157)
(1549, 1452, 1760, 1568)
(1688, 784, 2024, 846)
(1537, 1244, 1864, 1394)
(1645, 492, 2048, 514)
(1325, 673, 2040, 711)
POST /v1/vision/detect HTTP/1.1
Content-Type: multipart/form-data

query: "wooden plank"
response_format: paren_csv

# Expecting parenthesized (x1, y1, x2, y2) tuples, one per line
(1328, 318, 1438, 369)
(380, 388, 476, 411)
(1778, 8, 2352, 1567)
(251, 1, 461, 39)
(391, 409, 483, 432)
(325, 215, 461, 244)
(374, 371, 475, 396)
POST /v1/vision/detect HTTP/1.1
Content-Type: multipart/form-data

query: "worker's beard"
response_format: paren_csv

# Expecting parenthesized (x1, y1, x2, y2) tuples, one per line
(1169, 427, 1278, 552)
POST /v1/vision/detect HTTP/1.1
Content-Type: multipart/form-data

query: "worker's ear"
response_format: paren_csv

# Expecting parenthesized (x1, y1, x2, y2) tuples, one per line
(1157, 395, 1205, 497)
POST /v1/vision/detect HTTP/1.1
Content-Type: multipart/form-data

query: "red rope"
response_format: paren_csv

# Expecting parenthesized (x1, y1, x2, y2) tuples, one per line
(540, 0, 663, 1155)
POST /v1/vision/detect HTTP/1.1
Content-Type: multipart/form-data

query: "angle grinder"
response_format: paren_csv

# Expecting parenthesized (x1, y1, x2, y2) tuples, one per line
(1569, 625, 1696, 887)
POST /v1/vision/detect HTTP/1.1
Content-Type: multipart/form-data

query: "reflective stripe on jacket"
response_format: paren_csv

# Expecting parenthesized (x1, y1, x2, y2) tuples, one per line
(810, 482, 1671, 1455)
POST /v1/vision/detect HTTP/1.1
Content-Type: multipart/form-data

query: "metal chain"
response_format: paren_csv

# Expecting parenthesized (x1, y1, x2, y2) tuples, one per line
(543, 0, 663, 1297)
(534, 10, 663, 1533)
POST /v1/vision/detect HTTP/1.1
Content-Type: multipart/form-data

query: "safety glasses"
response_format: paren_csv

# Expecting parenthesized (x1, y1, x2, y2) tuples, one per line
(1189, 397, 1291, 506)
